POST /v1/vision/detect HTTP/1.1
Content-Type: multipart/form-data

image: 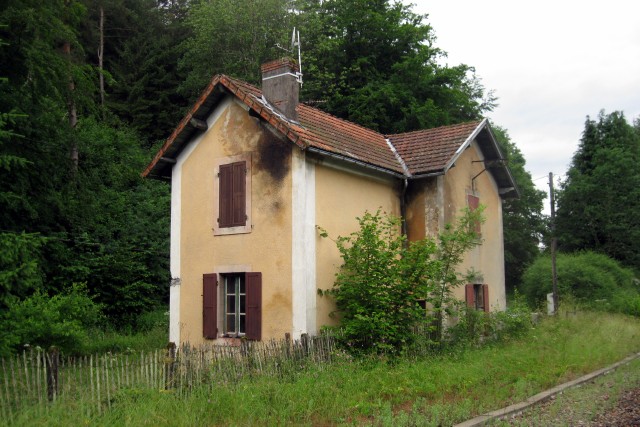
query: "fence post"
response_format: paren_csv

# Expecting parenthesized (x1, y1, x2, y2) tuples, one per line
(46, 347, 59, 402)
(301, 333, 309, 358)
(164, 342, 177, 390)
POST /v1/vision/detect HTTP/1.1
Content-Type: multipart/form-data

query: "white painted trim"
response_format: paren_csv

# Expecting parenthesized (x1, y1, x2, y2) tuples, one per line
(444, 118, 487, 173)
(304, 158, 316, 335)
(291, 149, 316, 339)
(168, 96, 233, 345)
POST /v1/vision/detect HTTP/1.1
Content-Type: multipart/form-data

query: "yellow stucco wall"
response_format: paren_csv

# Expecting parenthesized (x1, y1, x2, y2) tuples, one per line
(178, 99, 294, 345)
(314, 161, 400, 328)
(176, 100, 506, 344)
(442, 141, 506, 311)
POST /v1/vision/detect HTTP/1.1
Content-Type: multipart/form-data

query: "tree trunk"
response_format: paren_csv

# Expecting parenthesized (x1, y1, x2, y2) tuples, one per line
(98, 4, 105, 110)
(62, 40, 78, 170)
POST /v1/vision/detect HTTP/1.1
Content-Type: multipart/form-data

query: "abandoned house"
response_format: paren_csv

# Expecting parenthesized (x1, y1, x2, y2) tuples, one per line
(143, 58, 518, 346)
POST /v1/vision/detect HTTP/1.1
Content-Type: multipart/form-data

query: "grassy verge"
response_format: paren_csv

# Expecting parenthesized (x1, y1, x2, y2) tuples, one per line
(10, 310, 640, 426)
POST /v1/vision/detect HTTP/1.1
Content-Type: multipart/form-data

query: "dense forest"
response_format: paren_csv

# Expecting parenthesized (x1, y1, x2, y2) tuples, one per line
(0, 0, 546, 355)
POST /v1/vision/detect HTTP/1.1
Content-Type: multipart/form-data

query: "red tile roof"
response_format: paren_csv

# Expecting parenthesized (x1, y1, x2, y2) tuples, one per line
(388, 121, 484, 175)
(142, 75, 514, 195)
(297, 104, 403, 174)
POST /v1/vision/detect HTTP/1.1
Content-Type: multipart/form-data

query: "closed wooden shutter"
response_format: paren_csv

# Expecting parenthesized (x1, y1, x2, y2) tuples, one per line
(219, 164, 233, 228)
(482, 284, 490, 313)
(465, 284, 475, 308)
(231, 162, 246, 226)
(203, 273, 218, 339)
(218, 161, 246, 228)
(245, 272, 262, 340)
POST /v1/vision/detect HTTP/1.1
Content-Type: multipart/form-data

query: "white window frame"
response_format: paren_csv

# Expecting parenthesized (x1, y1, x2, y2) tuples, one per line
(222, 274, 246, 337)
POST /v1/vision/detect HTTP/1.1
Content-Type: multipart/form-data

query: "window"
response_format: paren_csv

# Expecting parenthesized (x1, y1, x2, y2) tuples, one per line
(202, 272, 262, 340)
(465, 284, 489, 312)
(467, 194, 481, 234)
(223, 274, 246, 335)
(214, 154, 252, 235)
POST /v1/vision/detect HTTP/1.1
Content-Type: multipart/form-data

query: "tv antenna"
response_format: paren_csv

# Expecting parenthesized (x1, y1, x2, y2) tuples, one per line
(276, 28, 303, 86)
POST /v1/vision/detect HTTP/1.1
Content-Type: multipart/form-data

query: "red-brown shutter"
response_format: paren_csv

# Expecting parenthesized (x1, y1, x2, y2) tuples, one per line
(467, 195, 481, 233)
(231, 161, 246, 226)
(218, 161, 246, 228)
(245, 272, 262, 340)
(218, 164, 233, 227)
(203, 273, 218, 339)
(465, 284, 475, 308)
(482, 284, 490, 313)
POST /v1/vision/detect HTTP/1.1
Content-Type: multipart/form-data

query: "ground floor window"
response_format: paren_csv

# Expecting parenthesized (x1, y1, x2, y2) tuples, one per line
(202, 271, 262, 340)
(223, 273, 246, 336)
(465, 283, 489, 313)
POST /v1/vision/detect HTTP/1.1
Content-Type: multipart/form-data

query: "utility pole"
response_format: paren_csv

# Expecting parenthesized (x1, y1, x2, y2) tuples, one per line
(549, 172, 558, 314)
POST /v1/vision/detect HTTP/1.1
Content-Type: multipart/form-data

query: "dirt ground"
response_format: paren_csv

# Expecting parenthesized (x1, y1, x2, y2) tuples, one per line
(590, 386, 640, 426)
(492, 357, 640, 426)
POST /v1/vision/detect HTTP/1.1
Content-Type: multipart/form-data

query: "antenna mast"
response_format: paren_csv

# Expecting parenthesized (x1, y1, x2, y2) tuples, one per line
(291, 28, 303, 86)
(275, 28, 303, 86)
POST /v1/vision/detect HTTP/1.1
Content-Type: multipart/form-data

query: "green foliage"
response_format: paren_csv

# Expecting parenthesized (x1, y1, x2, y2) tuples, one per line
(9, 311, 640, 426)
(0, 232, 45, 310)
(293, 0, 495, 133)
(178, 0, 292, 98)
(320, 208, 482, 355)
(492, 126, 547, 290)
(0, 284, 103, 356)
(556, 110, 640, 271)
(520, 251, 639, 315)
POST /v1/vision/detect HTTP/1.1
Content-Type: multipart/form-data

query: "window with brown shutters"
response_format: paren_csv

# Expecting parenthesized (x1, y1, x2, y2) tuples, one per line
(208, 271, 262, 340)
(214, 154, 252, 235)
(465, 283, 490, 312)
(218, 161, 246, 228)
(467, 194, 481, 234)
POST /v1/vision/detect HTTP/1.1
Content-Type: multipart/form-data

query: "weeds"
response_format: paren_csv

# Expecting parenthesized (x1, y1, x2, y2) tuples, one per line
(8, 310, 640, 426)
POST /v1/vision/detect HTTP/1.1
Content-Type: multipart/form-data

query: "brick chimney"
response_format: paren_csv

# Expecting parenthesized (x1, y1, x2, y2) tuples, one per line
(261, 58, 299, 121)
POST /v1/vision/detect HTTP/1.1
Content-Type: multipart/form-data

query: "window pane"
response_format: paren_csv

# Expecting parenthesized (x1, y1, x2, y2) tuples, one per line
(226, 278, 235, 294)
(239, 278, 245, 294)
(240, 294, 246, 313)
(227, 295, 235, 310)
(226, 314, 236, 333)
(239, 314, 245, 334)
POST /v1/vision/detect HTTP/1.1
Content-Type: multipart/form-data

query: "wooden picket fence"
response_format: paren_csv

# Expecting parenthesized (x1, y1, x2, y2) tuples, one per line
(0, 334, 338, 422)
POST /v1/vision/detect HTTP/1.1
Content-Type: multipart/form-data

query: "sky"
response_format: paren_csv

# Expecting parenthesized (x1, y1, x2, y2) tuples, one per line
(408, 0, 640, 203)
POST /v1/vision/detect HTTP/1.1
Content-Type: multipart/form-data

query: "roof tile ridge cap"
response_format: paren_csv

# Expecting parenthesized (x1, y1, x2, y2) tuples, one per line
(385, 138, 411, 177)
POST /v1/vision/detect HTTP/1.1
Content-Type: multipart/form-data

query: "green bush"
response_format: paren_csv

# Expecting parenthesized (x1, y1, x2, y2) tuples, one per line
(319, 208, 482, 356)
(520, 251, 639, 314)
(445, 294, 533, 346)
(1, 283, 103, 356)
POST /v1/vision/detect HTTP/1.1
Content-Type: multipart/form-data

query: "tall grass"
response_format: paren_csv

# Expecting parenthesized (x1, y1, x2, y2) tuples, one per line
(8, 310, 640, 426)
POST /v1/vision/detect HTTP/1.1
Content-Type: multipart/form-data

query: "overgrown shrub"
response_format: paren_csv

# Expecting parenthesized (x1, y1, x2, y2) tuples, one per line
(318, 208, 482, 356)
(0, 283, 103, 356)
(445, 293, 533, 346)
(520, 251, 639, 315)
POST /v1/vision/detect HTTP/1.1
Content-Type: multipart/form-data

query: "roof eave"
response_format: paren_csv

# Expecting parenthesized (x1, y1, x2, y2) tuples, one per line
(142, 76, 308, 180)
